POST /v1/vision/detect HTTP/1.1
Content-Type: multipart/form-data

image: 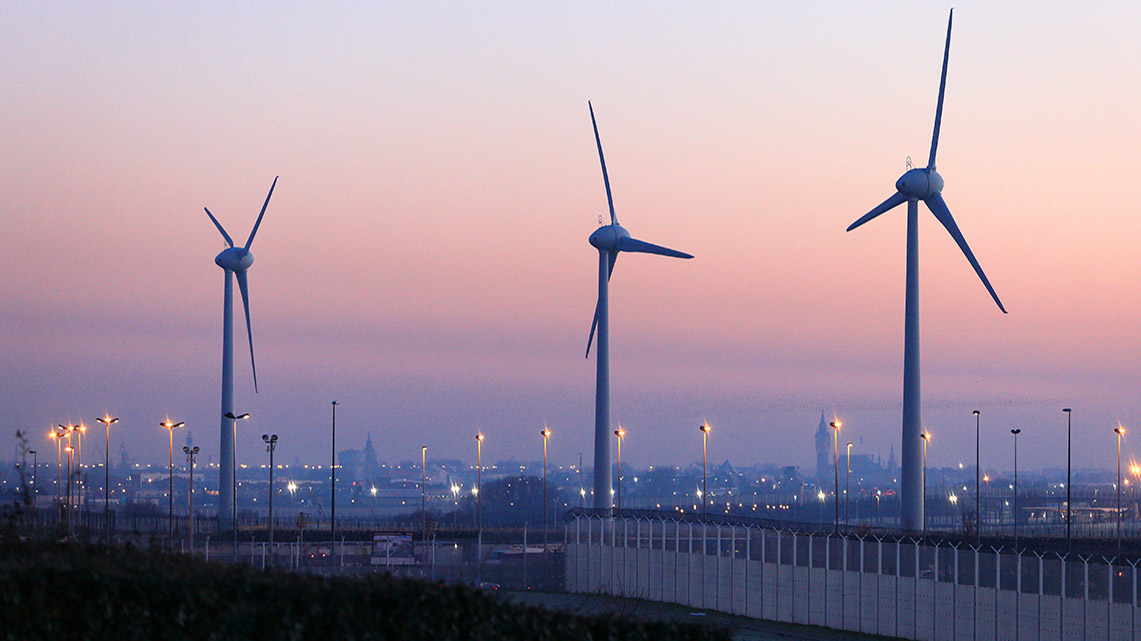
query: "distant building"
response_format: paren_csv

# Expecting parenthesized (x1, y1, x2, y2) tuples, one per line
(814, 412, 832, 481)
(338, 432, 382, 482)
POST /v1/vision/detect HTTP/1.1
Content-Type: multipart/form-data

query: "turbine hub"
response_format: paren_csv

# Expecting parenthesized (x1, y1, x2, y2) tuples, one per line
(215, 247, 253, 272)
(589, 224, 629, 251)
(895, 168, 943, 200)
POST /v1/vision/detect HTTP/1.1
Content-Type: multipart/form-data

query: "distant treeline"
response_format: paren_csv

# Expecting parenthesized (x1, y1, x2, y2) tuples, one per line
(0, 539, 730, 641)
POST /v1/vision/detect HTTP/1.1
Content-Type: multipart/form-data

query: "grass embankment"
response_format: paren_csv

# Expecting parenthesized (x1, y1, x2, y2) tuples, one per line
(0, 540, 730, 641)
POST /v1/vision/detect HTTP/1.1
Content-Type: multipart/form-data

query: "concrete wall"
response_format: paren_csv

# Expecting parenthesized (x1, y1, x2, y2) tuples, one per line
(566, 515, 1141, 641)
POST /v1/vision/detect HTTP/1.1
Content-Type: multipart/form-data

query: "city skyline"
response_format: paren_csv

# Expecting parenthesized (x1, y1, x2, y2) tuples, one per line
(3, 4, 1141, 475)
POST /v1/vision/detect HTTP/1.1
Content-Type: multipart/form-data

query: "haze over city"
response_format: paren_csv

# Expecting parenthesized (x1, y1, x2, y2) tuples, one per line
(3, 2, 1140, 475)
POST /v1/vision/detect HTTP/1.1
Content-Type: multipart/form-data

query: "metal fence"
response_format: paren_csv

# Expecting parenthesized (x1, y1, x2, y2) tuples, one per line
(566, 510, 1141, 641)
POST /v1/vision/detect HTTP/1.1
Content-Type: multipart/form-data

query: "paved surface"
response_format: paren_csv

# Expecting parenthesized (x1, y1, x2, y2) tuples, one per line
(506, 591, 904, 641)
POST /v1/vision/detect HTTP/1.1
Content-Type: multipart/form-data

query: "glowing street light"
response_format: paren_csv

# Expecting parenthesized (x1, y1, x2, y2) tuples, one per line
(96, 416, 119, 542)
(475, 433, 484, 533)
(614, 427, 625, 513)
(541, 427, 552, 545)
(846, 442, 853, 526)
(700, 422, 712, 516)
(829, 421, 841, 531)
(160, 420, 185, 546)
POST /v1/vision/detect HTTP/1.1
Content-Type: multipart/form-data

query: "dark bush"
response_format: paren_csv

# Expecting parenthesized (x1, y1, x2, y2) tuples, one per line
(0, 541, 729, 641)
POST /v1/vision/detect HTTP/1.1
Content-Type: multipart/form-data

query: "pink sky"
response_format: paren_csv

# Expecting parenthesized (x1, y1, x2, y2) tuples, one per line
(2, 3, 1140, 475)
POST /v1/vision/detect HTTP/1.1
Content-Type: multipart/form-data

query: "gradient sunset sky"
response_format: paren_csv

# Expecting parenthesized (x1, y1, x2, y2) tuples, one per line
(2, 2, 1140, 475)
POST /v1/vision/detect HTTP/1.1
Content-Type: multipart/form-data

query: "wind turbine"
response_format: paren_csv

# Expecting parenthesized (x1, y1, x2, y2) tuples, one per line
(846, 10, 1005, 532)
(204, 176, 277, 529)
(584, 102, 692, 510)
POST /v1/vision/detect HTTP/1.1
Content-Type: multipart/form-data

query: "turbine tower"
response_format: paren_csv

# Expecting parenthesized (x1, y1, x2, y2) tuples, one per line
(204, 176, 277, 529)
(846, 10, 1005, 532)
(584, 102, 692, 510)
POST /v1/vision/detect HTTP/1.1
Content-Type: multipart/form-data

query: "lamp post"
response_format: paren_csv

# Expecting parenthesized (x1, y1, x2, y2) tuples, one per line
(846, 442, 853, 526)
(1063, 408, 1072, 551)
(829, 421, 841, 532)
(96, 416, 119, 542)
(1010, 428, 1021, 548)
(421, 444, 428, 547)
(700, 422, 712, 516)
(75, 423, 86, 513)
(475, 433, 484, 533)
(1115, 425, 1125, 556)
(57, 424, 75, 532)
(614, 427, 625, 513)
(49, 429, 61, 516)
(973, 410, 981, 544)
(541, 427, 551, 548)
(262, 434, 277, 558)
(183, 445, 199, 550)
(330, 401, 339, 562)
(920, 431, 931, 537)
(224, 412, 248, 561)
(160, 420, 185, 546)
(28, 449, 36, 501)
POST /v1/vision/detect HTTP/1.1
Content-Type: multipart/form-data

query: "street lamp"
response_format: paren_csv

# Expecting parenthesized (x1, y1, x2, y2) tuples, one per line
(700, 422, 712, 516)
(421, 444, 428, 546)
(183, 445, 200, 550)
(1115, 425, 1125, 556)
(57, 424, 76, 532)
(829, 421, 841, 531)
(920, 431, 931, 537)
(973, 410, 981, 544)
(1010, 428, 1021, 548)
(224, 411, 248, 561)
(160, 420, 185, 545)
(48, 429, 62, 510)
(541, 427, 552, 548)
(329, 400, 339, 562)
(614, 427, 625, 513)
(450, 483, 460, 530)
(475, 433, 484, 533)
(262, 434, 278, 559)
(846, 442, 853, 526)
(96, 416, 119, 542)
(28, 450, 37, 502)
(1062, 408, 1072, 551)
(74, 423, 86, 513)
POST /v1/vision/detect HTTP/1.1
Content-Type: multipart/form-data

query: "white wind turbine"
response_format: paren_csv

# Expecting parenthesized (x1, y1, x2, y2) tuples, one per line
(584, 102, 692, 510)
(204, 176, 276, 528)
(846, 10, 1005, 532)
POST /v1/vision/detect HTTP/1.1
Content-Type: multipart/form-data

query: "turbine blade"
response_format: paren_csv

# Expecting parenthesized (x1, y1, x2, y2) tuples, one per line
(586, 305, 600, 359)
(847, 192, 908, 232)
(585, 251, 618, 358)
(204, 208, 234, 247)
(928, 9, 953, 170)
(925, 192, 1006, 313)
(235, 270, 260, 391)
(588, 102, 618, 225)
(243, 176, 278, 252)
(617, 236, 693, 259)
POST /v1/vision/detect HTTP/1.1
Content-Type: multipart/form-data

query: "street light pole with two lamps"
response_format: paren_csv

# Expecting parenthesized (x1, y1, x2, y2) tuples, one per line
(224, 412, 248, 561)
(1010, 428, 1021, 548)
(262, 434, 277, 558)
(183, 445, 199, 549)
(920, 431, 932, 538)
(829, 421, 841, 532)
(614, 427, 625, 513)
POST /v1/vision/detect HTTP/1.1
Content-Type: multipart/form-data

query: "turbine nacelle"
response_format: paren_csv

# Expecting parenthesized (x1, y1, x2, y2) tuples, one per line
(215, 247, 253, 272)
(895, 168, 944, 200)
(589, 224, 629, 252)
